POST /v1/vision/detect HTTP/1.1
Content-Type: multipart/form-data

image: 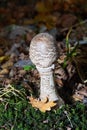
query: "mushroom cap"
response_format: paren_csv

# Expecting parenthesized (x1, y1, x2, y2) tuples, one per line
(29, 33, 58, 68)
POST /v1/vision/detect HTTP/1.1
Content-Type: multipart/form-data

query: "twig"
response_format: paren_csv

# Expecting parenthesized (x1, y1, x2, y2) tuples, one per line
(61, 19, 87, 33)
(64, 110, 73, 128)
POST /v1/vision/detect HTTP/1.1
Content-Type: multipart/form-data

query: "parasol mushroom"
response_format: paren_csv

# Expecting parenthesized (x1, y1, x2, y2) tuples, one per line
(29, 33, 64, 105)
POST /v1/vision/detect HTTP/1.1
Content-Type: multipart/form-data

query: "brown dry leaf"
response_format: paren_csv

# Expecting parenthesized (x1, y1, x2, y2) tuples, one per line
(1, 61, 13, 69)
(77, 90, 87, 97)
(66, 63, 75, 79)
(55, 65, 67, 80)
(57, 55, 66, 64)
(73, 93, 84, 101)
(0, 69, 9, 75)
(55, 78, 63, 88)
(29, 97, 57, 112)
(19, 69, 26, 75)
(73, 85, 87, 102)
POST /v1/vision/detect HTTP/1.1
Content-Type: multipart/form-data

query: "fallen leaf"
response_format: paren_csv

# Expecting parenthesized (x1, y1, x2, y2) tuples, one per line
(77, 90, 87, 97)
(19, 69, 26, 75)
(73, 94, 84, 101)
(55, 65, 67, 80)
(1, 61, 13, 69)
(55, 78, 63, 87)
(0, 69, 9, 75)
(0, 56, 9, 63)
(29, 97, 57, 112)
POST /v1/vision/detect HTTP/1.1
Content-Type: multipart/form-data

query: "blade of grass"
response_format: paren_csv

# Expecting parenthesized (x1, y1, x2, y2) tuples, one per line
(66, 28, 72, 55)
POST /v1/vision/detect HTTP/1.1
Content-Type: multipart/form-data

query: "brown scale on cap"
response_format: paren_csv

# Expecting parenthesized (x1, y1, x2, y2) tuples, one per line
(29, 33, 58, 68)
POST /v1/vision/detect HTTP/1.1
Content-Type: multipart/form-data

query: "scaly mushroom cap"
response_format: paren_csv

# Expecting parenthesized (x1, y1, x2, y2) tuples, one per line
(29, 33, 58, 68)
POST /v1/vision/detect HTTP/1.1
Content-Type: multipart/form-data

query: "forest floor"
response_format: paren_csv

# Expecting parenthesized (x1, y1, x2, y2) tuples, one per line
(0, 0, 87, 129)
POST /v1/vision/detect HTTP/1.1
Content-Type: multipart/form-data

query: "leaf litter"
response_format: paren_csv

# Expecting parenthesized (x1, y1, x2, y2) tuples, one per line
(0, 0, 87, 112)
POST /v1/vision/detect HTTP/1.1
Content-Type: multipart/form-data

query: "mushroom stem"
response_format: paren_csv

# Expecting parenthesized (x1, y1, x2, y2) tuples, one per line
(37, 64, 59, 101)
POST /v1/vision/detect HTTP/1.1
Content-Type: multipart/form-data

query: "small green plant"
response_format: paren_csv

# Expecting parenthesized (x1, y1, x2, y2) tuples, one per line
(23, 65, 36, 71)
(63, 28, 87, 83)
(63, 28, 78, 68)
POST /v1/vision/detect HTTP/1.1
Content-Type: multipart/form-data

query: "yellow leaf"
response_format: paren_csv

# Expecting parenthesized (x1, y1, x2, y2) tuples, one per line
(39, 101, 56, 112)
(29, 97, 57, 112)
(0, 56, 9, 63)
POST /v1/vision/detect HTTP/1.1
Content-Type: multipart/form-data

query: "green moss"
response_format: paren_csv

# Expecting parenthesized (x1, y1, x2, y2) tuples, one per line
(0, 85, 87, 130)
(0, 98, 87, 130)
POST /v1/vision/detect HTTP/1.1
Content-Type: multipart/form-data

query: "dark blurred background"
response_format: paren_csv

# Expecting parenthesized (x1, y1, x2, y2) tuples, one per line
(0, 0, 87, 27)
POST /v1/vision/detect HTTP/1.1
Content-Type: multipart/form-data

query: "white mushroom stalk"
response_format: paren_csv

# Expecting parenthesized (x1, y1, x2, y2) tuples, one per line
(37, 64, 58, 101)
(29, 33, 64, 104)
